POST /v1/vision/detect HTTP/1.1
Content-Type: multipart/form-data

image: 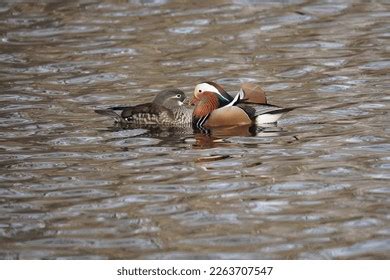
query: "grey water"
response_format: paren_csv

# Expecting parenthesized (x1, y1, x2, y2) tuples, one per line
(0, 0, 389, 259)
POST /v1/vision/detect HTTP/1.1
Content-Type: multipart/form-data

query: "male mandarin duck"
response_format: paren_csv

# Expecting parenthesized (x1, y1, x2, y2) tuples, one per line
(191, 81, 294, 128)
(95, 89, 192, 126)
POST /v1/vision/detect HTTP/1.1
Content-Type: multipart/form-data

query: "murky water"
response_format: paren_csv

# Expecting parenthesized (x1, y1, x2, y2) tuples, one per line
(0, 0, 389, 259)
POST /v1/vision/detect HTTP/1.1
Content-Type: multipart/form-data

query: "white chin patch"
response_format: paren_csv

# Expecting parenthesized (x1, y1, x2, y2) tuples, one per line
(178, 101, 183, 106)
(255, 113, 282, 124)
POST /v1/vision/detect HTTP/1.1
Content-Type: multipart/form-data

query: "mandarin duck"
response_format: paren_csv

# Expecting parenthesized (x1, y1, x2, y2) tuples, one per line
(94, 89, 192, 126)
(191, 82, 294, 128)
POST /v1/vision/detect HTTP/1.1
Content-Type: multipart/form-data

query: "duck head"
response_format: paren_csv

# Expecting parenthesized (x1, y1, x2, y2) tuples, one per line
(192, 81, 233, 106)
(153, 89, 186, 109)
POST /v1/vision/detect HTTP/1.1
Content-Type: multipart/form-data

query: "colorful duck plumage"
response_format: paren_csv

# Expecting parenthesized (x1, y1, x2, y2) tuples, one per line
(95, 81, 294, 129)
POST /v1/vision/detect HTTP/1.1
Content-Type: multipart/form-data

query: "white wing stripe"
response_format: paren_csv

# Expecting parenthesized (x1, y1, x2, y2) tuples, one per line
(225, 89, 245, 107)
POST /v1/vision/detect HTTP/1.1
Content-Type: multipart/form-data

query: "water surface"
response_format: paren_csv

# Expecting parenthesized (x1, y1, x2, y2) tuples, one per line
(0, 0, 389, 259)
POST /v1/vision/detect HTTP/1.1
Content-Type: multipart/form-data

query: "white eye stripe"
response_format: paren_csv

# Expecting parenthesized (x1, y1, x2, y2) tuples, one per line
(198, 83, 218, 93)
(197, 83, 229, 102)
(170, 94, 182, 99)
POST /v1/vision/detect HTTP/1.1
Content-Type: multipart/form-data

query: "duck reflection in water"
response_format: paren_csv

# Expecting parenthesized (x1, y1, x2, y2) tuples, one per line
(104, 121, 284, 149)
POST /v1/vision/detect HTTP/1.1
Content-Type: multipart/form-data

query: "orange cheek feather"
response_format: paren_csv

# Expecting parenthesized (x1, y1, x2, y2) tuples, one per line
(192, 92, 219, 117)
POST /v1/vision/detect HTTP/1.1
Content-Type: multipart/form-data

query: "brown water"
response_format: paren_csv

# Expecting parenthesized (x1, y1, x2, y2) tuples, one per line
(0, 0, 389, 259)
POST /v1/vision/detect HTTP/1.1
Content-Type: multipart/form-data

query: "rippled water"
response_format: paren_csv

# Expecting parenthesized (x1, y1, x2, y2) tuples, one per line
(0, 0, 389, 259)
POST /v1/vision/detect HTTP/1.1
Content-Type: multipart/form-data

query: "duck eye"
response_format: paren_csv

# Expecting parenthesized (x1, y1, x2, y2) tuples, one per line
(176, 94, 182, 98)
(198, 90, 202, 93)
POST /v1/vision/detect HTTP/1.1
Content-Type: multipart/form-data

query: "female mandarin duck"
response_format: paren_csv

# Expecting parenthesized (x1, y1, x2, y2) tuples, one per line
(95, 89, 193, 126)
(191, 81, 294, 128)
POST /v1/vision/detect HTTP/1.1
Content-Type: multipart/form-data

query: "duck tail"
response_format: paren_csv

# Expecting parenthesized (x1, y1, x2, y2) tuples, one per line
(254, 106, 302, 125)
(107, 106, 128, 110)
(94, 109, 123, 122)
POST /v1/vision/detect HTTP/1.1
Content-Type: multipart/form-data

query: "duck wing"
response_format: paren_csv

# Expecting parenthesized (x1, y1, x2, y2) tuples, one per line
(121, 103, 174, 125)
(240, 83, 267, 104)
(226, 83, 267, 104)
(95, 103, 174, 125)
(225, 89, 245, 107)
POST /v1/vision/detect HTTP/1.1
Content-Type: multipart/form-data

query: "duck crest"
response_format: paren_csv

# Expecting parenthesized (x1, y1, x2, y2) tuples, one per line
(194, 81, 233, 106)
(204, 81, 232, 103)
